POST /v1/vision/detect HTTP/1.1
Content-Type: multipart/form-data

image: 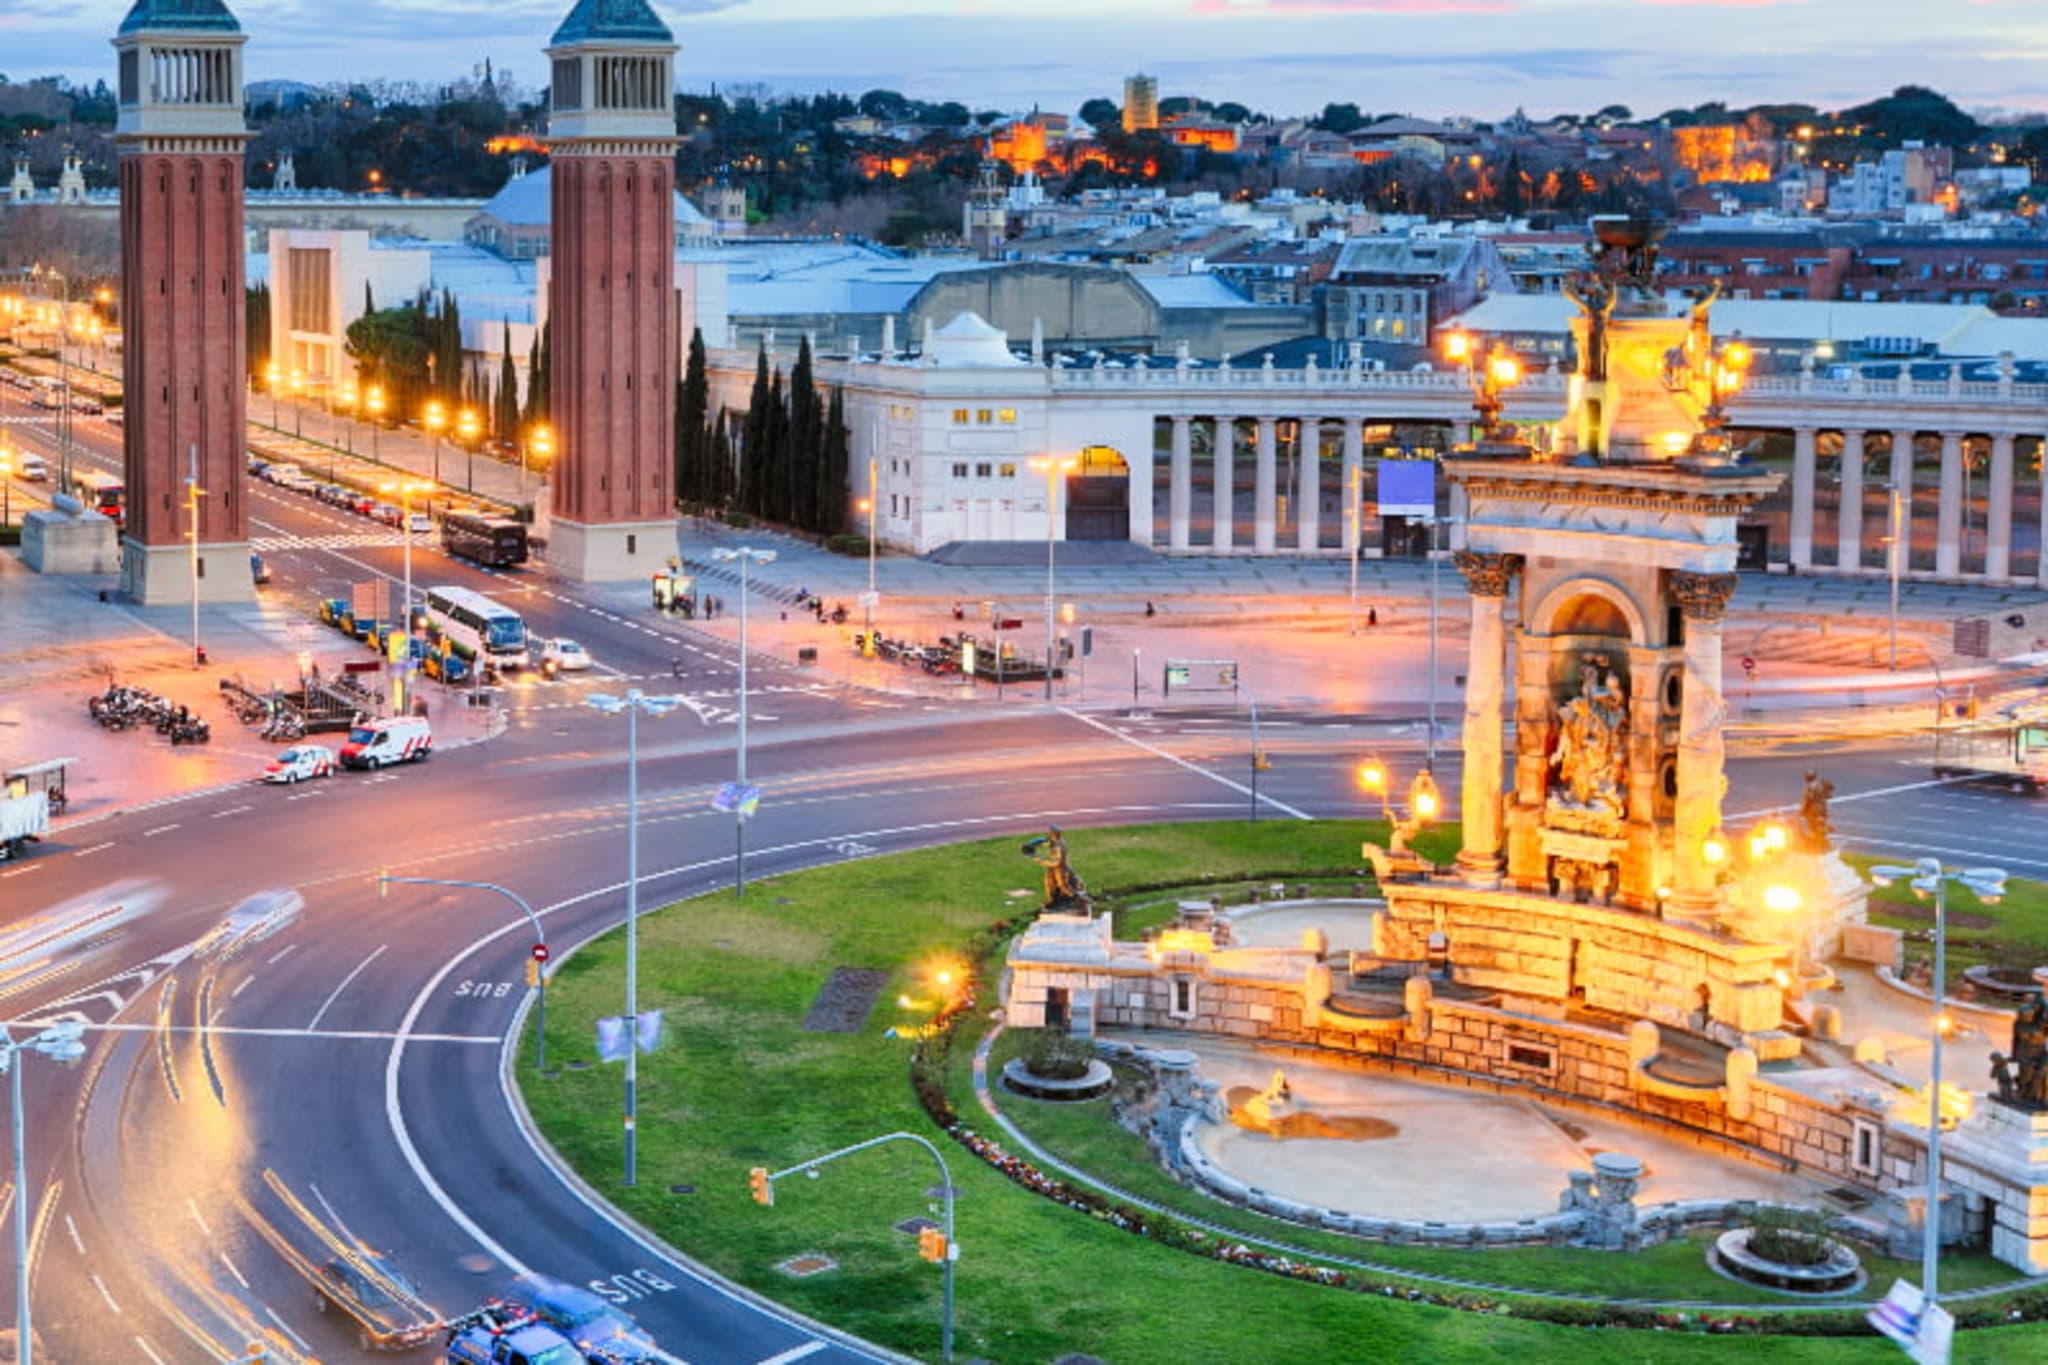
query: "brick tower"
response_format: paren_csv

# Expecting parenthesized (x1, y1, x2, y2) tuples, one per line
(112, 0, 253, 605)
(544, 0, 680, 581)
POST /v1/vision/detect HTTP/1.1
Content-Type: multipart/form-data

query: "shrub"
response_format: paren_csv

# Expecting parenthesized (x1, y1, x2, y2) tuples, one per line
(1018, 1028, 1095, 1080)
(825, 533, 871, 557)
(1745, 1204, 1837, 1267)
(723, 511, 752, 528)
(0, 525, 20, 547)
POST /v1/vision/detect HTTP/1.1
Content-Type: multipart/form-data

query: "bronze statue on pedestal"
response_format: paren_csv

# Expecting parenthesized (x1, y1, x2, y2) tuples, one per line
(1023, 827, 1088, 911)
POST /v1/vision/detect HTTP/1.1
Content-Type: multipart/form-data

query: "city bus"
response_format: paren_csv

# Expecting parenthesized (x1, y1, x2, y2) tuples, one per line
(440, 511, 529, 568)
(71, 470, 124, 527)
(423, 584, 529, 671)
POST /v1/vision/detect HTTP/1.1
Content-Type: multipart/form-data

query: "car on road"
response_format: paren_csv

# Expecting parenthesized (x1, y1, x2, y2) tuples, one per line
(262, 744, 333, 784)
(247, 456, 271, 479)
(492, 1275, 661, 1362)
(192, 888, 304, 961)
(339, 715, 432, 770)
(71, 394, 103, 416)
(539, 639, 592, 673)
(370, 502, 401, 525)
(406, 511, 433, 535)
(310, 1250, 441, 1351)
(17, 453, 49, 481)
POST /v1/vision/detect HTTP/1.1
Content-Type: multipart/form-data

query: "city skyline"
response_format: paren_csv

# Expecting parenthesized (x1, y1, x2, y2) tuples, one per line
(5, 0, 2044, 123)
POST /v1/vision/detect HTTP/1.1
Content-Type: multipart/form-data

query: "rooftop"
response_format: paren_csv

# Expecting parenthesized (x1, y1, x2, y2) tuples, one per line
(548, 0, 673, 46)
(118, 0, 241, 35)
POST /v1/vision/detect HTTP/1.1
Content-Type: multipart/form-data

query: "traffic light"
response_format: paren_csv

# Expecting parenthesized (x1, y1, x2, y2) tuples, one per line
(749, 1166, 773, 1207)
(524, 958, 540, 989)
(918, 1226, 948, 1262)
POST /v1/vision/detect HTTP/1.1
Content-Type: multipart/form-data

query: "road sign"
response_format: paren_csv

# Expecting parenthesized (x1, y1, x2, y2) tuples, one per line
(857, 589, 879, 609)
(1741, 655, 1756, 672)
(532, 943, 549, 963)
(712, 781, 761, 816)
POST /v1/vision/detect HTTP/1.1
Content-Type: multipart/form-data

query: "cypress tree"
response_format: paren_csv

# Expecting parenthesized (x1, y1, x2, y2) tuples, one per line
(765, 366, 789, 524)
(496, 325, 520, 443)
(819, 384, 851, 537)
(787, 336, 820, 530)
(739, 347, 771, 516)
(677, 327, 709, 508)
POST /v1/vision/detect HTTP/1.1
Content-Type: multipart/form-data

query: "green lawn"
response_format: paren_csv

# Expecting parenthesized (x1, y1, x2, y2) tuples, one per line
(1845, 854, 2048, 975)
(521, 822, 2048, 1364)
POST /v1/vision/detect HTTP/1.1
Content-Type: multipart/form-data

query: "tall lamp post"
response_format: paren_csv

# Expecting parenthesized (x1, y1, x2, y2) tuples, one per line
(1412, 512, 1460, 770)
(380, 478, 431, 630)
(1028, 455, 1078, 701)
(861, 453, 879, 636)
(1441, 331, 1524, 444)
(711, 546, 775, 893)
(288, 369, 305, 439)
(1868, 856, 2007, 1329)
(584, 688, 682, 1186)
(185, 447, 205, 668)
(366, 385, 386, 462)
(265, 362, 282, 429)
(30, 265, 76, 490)
(424, 400, 447, 487)
(1885, 482, 1905, 672)
(525, 424, 552, 506)
(3, 1021, 89, 1365)
(335, 380, 358, 462)
(1348, 461, 1364, 636)
(458, 408, 481, 492)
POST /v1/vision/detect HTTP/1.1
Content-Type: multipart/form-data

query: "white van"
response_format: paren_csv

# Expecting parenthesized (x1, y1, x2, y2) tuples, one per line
(17, 454, 49, 482)
(338, 716, 432, 770)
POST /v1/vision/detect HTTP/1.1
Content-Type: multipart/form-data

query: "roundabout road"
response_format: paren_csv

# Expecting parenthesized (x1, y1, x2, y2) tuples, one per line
(3, 473, 2030, 1362)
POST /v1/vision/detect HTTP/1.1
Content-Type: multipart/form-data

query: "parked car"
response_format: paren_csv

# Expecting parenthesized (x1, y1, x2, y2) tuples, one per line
(347, 493, 377, 515)
(262, 744, 333, 784)
(339, 716, 432, 770)
(17, 453, 49, 481)
(247, 457, 271, 479)
(406, 511, 433, 535)
(369, 502, 401, 525)
(492, 1275, 660, 1363)
(309, 1250, 440, 1351)
(71, 394, 103, 416)
(539, 638, 592, 673)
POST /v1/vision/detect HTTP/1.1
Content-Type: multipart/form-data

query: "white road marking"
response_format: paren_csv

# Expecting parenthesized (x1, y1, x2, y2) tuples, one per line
(219, 1250, 250, 1289)
(754, 1344, 827, 1365)
(211, 805, 255, 819)
(232, 975, 256, 998)
(186, 1196, 212, 1238)
(91, 1273, 123, 1313)
(133, 1336, 168, 1365)
(64, 1213, 85, 1255)
(16, 1021, 500, 1044)
(142, 824, 180, 837)
(0, 864, 43, 879)
(1059, 706, 1314, 821)
(306, 944, 388, 1031)
(73, 841, 116, 857)
(265, 1305, 313, 1352)
(266, 944, 299, 966)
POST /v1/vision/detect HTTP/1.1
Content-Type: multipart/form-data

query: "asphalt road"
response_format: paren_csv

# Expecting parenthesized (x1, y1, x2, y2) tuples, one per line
(7, 388, 2048, 1364)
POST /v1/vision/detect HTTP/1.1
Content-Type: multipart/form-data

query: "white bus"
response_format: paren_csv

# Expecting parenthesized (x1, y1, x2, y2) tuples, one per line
(423, 585, 530, 671)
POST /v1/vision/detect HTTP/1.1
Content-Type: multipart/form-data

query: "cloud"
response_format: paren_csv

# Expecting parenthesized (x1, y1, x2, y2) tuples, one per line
(1190, 0, 1518, 12)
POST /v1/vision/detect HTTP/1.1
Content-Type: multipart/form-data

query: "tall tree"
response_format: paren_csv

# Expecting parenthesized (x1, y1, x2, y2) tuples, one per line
(245, 283, 271, 384)
(787, 335, 821, 529)
(676, 326, 710, 507)
(495, 324, 520, 444)
(818, 384, 850, 537)
(739, 346, 772, 516)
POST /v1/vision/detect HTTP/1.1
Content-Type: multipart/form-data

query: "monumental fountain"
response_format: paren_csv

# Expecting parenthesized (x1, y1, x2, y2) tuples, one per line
(1001, 218, 2048, 1276)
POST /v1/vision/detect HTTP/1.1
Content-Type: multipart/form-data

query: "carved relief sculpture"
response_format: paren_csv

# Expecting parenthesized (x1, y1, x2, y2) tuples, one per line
(1992, 993, 2048, 1112)
(1547, 654, 1629, 834)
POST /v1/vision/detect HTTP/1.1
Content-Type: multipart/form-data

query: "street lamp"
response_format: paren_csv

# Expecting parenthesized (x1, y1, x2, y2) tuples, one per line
(335, 380, 358, 462)
(1348, 461, 1364, 636)
(366, 385, 386, 462)
(378, 875, 550, 1071)
(458, 408, 481, 492)
(380, 478, 432, 632)
(424, 401, 447, 487)
(1410, 512, 1459, 770)
(525, 424, 552, 505)
(1356, 755, 1440, 855)
(288, 369, 305, 439)
(1868, 856, 2007, 1325)
(584, 687, 682, 1187)
(3, 1021, 89, 1365)
(1442, 331, 1524, 443)
(1028, 454, 1079, 701)
(265, 362, 281, 428)
(1884, 482, 1905, 672)
(710, 546, 775, 894)
(861, 453, 879, 635)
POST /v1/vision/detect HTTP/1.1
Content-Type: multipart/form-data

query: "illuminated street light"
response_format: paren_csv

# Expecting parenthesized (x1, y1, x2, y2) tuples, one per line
(1868, 856, 2007, 1326)
(457, 408, 481, 492)
(379, 478, 433, 636)
(3, 1021, 90, 1365)
(584, 688, 682, 1186)
(288, 369, 305, 439)
(365, 384, 386, 461)
(524, 424, 552, 503)
(424, 400, 447, 486)
(264, 361, 282, 428)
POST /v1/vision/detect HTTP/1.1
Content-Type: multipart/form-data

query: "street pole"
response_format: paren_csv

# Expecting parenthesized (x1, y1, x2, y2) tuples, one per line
(187, 444, 203, 668)
(1044, 469, 1058, 703)
(1926, 872, 1945, 1313)
(1348, 462, 1363, 636)
(377, 875, 547, 1072)
(2, 1021, 87, 1365)
(1131, 647, 1140, 717)
(1248, 692, 1261, 822)
(711, 547, 775, 895)
(1889, 484, 1903, 672)
(1426, 514, 1442, 769)
(866, 454, 878, 636)
(433, 433, 441, 487)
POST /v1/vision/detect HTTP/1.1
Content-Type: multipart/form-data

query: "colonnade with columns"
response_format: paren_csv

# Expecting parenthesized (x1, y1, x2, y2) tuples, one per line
(1163, 413, 1392, 555)
(1784, 426, 2048, 585)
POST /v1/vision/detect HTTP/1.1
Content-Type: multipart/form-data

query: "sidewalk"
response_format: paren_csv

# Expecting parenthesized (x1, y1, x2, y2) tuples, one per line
(0, 551, 498, 827)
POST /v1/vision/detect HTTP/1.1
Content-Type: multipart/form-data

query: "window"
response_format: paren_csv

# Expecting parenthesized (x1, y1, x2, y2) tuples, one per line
(975, 463, 993, 478)
(951, 462, 968, 478)
(976, 409, 994, 425)
(1506, 1042, 1555, 1071)
(1852, 1118, 1881, 1176)
(998, 463, 1017, 478)
(286, 248, 331, 333)
(1169, 978, 1196, 1019)
(998, 408, 1017, 424)
(951, 409, 970, 424)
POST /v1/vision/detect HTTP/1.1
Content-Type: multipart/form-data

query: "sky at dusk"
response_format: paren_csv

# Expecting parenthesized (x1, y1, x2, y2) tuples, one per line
(7, 1, 2045, 122)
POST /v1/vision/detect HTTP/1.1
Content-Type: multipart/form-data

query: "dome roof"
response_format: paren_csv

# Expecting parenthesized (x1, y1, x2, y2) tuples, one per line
(477, 164, 707, 229)
(118, 0, 241, 34)
(927, 312, 1024, 368)
(549, 0, 673, 47)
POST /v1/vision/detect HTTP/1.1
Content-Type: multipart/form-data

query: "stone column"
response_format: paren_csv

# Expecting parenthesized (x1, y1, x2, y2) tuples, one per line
(1168, 416, 1192, 551)
(1296, 419, 1321, 552)
(1453, 551, 1523, 885)
(1836, 429, 1865, 571)
(1935, 431, 1964, 578)
(1253, 417, 1278, 553)
(1987, 432, 2015, 580)
(1789, 427, 1817, 570)
(1891, 429, 1917, 572)
(1668, 571, 1738, 924)
(1212, 418, 1234, 553)
(1340, 417, 1364, 557)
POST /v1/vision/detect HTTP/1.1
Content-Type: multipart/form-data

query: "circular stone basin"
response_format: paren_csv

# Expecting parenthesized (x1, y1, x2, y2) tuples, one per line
(1711, 1227, 1864, 1295)
(1001, 1057, 1113, 1101)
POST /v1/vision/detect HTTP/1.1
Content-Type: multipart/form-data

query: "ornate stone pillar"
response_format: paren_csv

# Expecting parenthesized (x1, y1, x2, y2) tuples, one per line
(1836, 429, 1865, 571)
(1453, 551, 1522, 885)
(1935, 431, 1963, 578)
(1789, 427, 1816, 569)
(1168, 416, 1192, 551)
(1296, 419, 1321, 552)
(1987, 432, 2015, 580)
(1212, 417, 1234, 552)
(1890, 429, 1917, 572)
(1340, 417, 1364, 556)
(1253, 417, 1278, 553)
(1668, 570, 1738, 923)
